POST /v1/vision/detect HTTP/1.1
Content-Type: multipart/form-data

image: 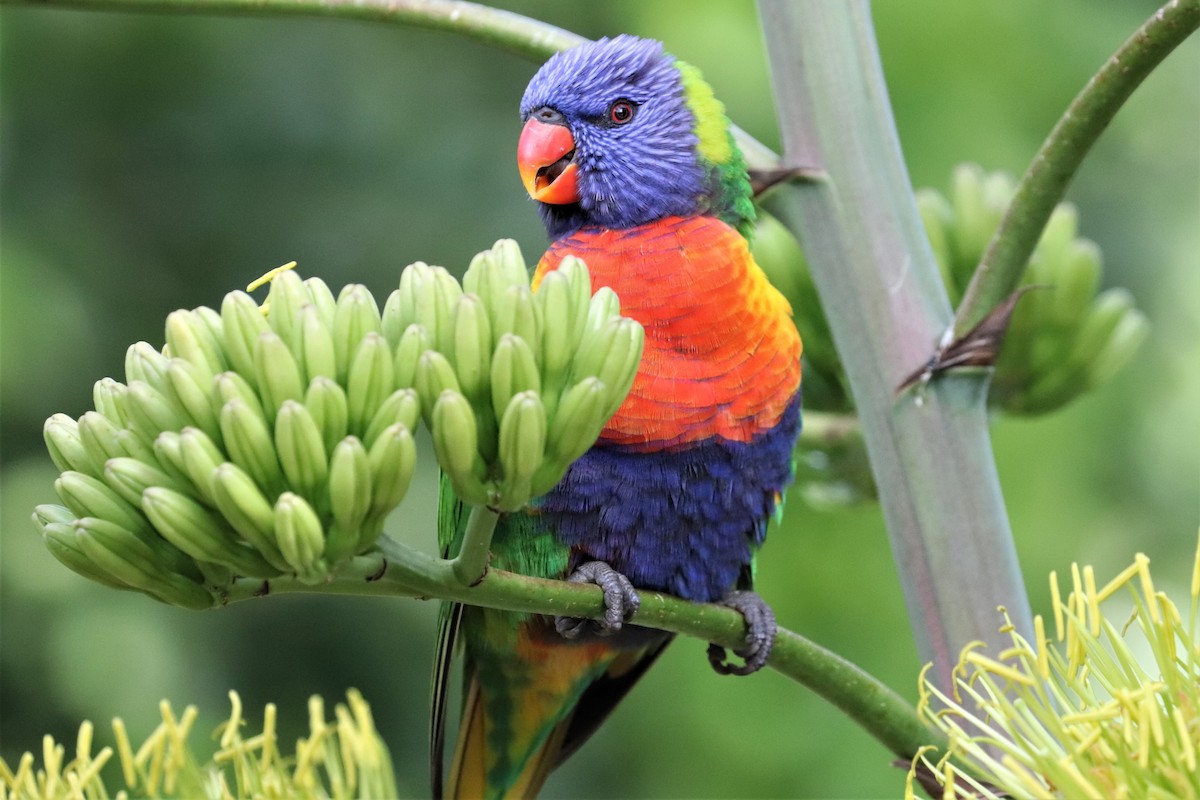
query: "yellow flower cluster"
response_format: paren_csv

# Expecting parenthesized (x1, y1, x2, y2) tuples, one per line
(911, 532, 1200, 799)
(0, 691, 394, 800)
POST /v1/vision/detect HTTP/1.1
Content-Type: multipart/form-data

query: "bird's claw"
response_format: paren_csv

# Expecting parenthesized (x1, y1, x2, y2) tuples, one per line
(554, 560, 641, 639)
(707, 590, 776, 676)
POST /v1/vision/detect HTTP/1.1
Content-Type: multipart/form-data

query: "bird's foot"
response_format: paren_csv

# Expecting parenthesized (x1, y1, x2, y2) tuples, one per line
(554, 560, 640, 639)
(707, 590, 776, 676)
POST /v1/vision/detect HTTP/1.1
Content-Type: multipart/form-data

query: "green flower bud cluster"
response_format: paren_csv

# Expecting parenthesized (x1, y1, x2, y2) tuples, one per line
(753, 163, 1147, 415)
(920, 163, 1148, 414)
(34, 240, 643, 605)
(405, 240, 642, 511)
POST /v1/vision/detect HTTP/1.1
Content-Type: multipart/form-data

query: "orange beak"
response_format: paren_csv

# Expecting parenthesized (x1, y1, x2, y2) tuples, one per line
(517, 117, 580, 204)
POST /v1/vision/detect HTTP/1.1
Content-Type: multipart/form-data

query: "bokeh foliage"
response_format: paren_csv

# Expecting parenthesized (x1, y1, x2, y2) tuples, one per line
(1, 1, 1196, 796)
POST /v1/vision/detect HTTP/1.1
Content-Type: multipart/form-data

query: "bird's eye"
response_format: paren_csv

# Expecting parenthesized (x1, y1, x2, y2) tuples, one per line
(607, 100, 636, 125)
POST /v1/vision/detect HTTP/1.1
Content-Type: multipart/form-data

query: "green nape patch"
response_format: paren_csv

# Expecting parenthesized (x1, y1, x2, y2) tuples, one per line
(675, 59, 756, 239)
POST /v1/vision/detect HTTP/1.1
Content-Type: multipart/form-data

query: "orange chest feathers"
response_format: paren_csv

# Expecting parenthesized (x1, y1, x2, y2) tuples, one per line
(533, 215, 802, 450)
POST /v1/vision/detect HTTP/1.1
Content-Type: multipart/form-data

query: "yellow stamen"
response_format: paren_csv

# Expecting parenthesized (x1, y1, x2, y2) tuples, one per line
(74, 720, 93, 766)
(1096, 560, 1140, 603)
(1050, 570, 1064, 641)
(1172, 706, 1196, 771)
(965, 652, 1036, 686)
(260, 703, 277, 775)
(71, 746, 112, 792)
(43, 735, 63, 799)
(1062, 700, 1121, 724)
(221, 691, 244, 749)
(1034, 615, 1049, 679)
(941, 760, 955, 800)
(246, 261, 298, 293)
(111, 718, 138, 789)
(1084, 565, 1100, 637)
(1136, 554, 1160, 623)
(1191, 528, 1200, 601)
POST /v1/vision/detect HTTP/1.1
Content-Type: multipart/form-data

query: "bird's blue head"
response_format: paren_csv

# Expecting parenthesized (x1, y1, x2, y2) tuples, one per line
(518, 35, 754, 240)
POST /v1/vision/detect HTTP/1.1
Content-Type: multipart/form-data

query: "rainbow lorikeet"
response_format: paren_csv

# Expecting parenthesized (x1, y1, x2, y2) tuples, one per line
(431, 35, 802, 798)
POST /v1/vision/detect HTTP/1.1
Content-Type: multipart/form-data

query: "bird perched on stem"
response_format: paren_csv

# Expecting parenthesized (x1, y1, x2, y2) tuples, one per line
(432, 34, 802, 799)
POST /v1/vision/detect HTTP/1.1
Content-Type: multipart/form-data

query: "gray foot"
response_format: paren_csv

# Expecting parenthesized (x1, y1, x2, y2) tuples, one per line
(707, 590, 776, 676)
(554, 560, 640, 639)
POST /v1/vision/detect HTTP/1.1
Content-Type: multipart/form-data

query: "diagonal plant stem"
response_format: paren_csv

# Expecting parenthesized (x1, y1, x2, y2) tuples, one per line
(757, 0, 1032, 691)
(221, 536, 944, 761)
(953, 0, 1200, 334)
(0, 0, 782, 170)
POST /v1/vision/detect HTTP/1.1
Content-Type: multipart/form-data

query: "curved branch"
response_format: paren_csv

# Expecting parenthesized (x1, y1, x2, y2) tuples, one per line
(953, 0, 1200, 334)
(0, 0, 781, 169)
(221, 536, 941, 762)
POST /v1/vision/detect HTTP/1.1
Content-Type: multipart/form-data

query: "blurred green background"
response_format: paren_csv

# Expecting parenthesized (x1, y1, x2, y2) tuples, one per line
(1, 1, 1196, 796)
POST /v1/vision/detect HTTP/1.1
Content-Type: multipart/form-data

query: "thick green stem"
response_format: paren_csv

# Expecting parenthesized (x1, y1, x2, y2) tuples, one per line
(0, 0, 780, 169)
(449, 505, 499, 585)
(758, 0, 1031, 689)
(954, 0, 1200, 334)
(222, 536, 942, 760)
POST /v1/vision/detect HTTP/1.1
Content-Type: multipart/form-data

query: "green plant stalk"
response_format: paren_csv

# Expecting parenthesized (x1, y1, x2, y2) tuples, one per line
(219, 532, 941, 761)
(758, 0, 1032, 689)
(449, 504, 499, 585)
(0, 0, 781, 170)
(954, 0, 1200, 334)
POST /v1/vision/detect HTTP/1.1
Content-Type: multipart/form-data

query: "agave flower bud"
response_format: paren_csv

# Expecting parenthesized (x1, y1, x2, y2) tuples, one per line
(125, 381, 186, 444)
(209, 462, 289, 572)
(304, 276, 338, 325)
(73, 516, 214, 609)
(178, 427, 225, 505)
(495, 391, 547, 511)
(213, 370, 266, 423)
(165, 309, 227, 385)
(265, 269, 310, 345)
(451, 294, 492, 403)
(274, 399, 329, 503)
(347, 333, 395, 438)
(164, 359, 223, 444)
(93, 377, 131, 427)
(332, 285, 382, 384)
(253, 330, 306, 426)
(142, 486, 277, 577)
(491, 285, 542, 359)
(490, 334, 541, 423)
(583, 286, 622, 333)
(536, 377, 609, 495)
(220, 398, 286, 499)
(304, 376, 351, 456)
(431, 390, 489, 507)
(125, 341, 171, 388)
(393, 323, 432, 389)
(37, 515, 130, 591)
(273, 492, 328, 584)
(44, 414, 94, 475)
(77, 410, 128, 469)
(325, 436, 372, 562)
(572, 317, 644, 420)
(463, 238, 529, 301)
(220, 291, 271, 381)
(361, 423, 417, 551)
(414, 350, 461, 428)
(535, 270, 576, 393)
(56, 471, 150, 537)
(104, 457, 190, 509)
(363, 389, 420, 449)
(295, 303, 338, 384)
